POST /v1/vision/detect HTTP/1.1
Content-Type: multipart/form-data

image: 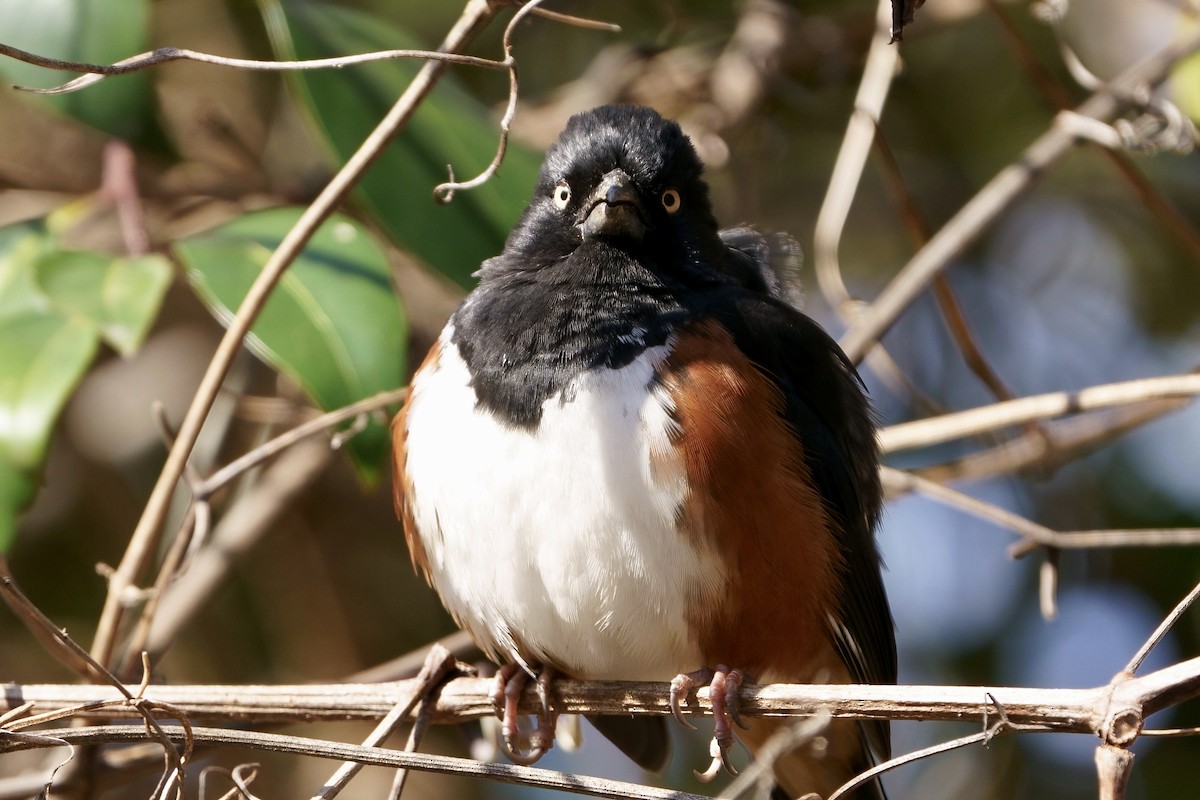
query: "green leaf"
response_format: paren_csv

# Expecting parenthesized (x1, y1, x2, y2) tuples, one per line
(35, 251, 173, 356)
(0, 460, 37, 551)
(0, 226, 49, 318)
(0, 310, 98, 468)
(0, 0, 154, 139)
(0, 308, 100, 550)
(175, 207, 407, 486)
(0, 221, 173, 547)
(1173, 31, 1200, 123)
(260, 0, 543, 288)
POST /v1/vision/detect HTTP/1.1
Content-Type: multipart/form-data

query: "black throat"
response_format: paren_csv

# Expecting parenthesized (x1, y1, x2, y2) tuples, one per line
(450, 241, 693, 428)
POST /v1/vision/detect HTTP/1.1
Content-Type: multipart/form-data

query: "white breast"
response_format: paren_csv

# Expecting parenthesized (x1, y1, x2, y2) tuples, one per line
(402, 329, 728, 680)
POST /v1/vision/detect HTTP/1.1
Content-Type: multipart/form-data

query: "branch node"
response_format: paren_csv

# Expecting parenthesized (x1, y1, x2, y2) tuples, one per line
(1103, 706, 1143, 747)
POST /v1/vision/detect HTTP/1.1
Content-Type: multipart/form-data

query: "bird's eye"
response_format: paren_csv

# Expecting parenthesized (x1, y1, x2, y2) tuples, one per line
(661, 188, 681, 214)
(552, 181, 572, 210)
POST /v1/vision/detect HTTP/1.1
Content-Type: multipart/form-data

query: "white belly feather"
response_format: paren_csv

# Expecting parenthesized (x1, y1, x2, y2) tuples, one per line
(403, 330, 728, 680)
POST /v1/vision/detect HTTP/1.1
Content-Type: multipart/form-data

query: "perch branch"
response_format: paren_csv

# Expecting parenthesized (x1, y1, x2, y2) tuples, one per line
(8, 658, 1200, 731)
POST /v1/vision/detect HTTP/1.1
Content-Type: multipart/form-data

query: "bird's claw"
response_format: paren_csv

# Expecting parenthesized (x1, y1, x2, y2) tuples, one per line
(694, 732, 739, 783)
(672, 664, 749, 781)
(500, 728, 554, 766)
(491, 663, 558, 766)
(669, 667, 715, 729)
(724, 669, 749, 731)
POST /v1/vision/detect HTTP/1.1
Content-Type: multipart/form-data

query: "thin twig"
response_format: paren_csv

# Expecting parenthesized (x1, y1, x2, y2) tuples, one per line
(99, 142, 150, 257)
(88, 0, 503, 671)
(871, 125, 1033, 426)
(838, 30, 1200, 364)
(2, 725, 707, 800)
(348, 630, 480, 683)
(525, 4, 621, 32)
(0, 42, 506, 95)
(140, 439, 336, 663)
(313, 645, 459, 800)
(115, 504, 198, 679)
(828, 730, 996, 800)
(386, 647, 462, 800)
(0, 559, 190, 785)
(718, 713, 831, 799)
(913, 397, 1188, 484)
(813, 0, 899, 313)
(985, 0, 1200, 266)
(1142, 726, 1200, 737)
(196, 387, 407, 499)
(881, 466, 1200, 553)
(434, 0, 598, 201)
(1124, 579, 1200, 676)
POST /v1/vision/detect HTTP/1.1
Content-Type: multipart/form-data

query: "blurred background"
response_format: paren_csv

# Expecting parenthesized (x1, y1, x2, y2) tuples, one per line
(1, 0, 1199, 798)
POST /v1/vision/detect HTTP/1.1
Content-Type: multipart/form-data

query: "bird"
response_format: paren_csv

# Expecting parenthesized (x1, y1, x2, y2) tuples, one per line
(392, 104, 895, 800)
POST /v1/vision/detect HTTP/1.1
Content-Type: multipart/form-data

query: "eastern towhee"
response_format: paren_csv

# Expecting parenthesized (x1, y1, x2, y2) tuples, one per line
(393, 104, 895, 800)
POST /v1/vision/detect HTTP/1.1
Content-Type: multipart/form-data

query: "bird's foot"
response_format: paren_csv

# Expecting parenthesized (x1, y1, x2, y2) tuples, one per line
(490, 663, 558, 766)
(669, 664, 748, 782)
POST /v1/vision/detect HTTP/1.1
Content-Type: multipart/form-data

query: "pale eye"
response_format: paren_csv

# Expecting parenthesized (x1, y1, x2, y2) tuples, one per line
(661, 188, 681, 214)
(552, 180, 572, 210)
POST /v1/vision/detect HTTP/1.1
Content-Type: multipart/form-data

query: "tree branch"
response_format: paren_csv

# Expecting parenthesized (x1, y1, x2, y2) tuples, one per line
(0, 42, 507, 95)
(837, 29, 1200, 364)
(879, 373, 1200, 454)
(8, 658, 1199, 732)
(0, 724, 706, 800)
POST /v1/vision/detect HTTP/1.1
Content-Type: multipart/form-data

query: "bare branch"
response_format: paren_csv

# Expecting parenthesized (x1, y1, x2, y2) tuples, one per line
(828, 729, 994, 800)
(0, 560, 189, 786)
(196, 387, 406, 499)
(1124, 580, 1200, 676)
(1096, 744, 1134, 800)
(140, 439, 336, 663)
(313, 646, 460, 800)
(7, 657, 1199, 796)
(813, 0, 899, 314)
(9, 660, 1199, 731)
(2, 724, 706, 800)
(882, 466, 1200, 553)
(914, 398, 1188, 484)
(525, 4, 621, 32)
(986, 0, 1200, 265)
(879, 373, 1200, 454)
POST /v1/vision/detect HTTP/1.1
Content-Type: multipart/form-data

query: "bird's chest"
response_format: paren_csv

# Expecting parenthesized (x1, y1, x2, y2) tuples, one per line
(401, 335, 727, 680)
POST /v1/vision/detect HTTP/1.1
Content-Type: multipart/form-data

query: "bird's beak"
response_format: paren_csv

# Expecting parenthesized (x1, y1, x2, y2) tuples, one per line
(579, 169, 647, 242)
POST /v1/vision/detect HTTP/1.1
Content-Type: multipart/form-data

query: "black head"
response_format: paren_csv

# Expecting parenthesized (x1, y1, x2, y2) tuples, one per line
(482, 104, 726, 284)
